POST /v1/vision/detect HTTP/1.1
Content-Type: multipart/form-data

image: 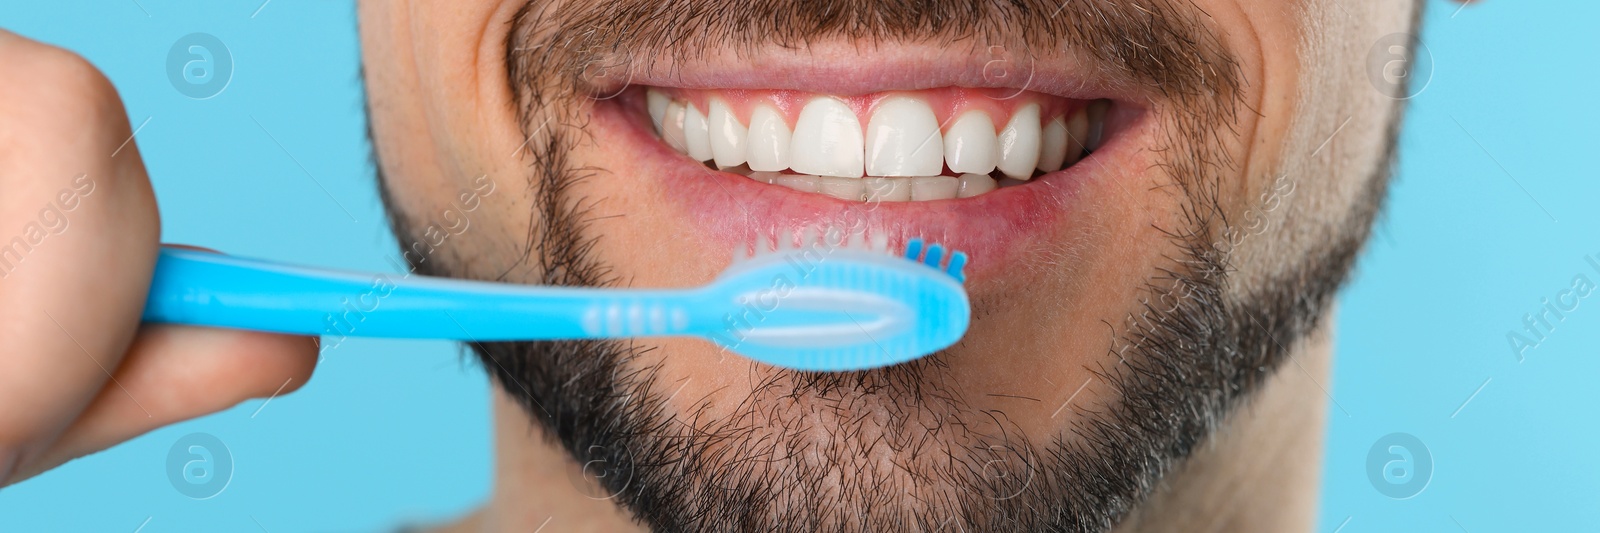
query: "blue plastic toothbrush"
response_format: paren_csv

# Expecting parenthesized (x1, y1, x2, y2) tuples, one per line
(141, 238, 970, 371)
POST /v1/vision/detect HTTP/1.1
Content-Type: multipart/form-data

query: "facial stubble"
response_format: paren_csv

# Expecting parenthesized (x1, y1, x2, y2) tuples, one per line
(377, 0, 1401, 530)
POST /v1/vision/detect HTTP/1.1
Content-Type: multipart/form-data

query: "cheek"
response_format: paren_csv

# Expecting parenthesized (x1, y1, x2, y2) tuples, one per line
(565, 116, 729, 288)
(360, 0, 537, 276)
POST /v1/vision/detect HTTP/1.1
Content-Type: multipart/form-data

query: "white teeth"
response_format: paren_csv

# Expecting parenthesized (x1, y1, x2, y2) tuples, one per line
(661, 101, 688, 153)
(652, 90, 1107, 202)
(789, 97, 865, 178)
(747, 171, 782, 184)
(957, 173, 997, 198)
(818, 176, 866, 201)
(997, 103, 1041, 180)
(708, 98, 748, 168)
(746, 104, 792, 172)
(647, 90, 670, 134)
(910, 176, 959, 201)
(683, 103, 714, 162)
(943, 111, 998, 175)
(863, 177, 912, 202)
(1065, 109, 1089, 168)
(865, 97, 944, 177)
(1037, 116, 1069, 173)
(771, 174, 819, 193)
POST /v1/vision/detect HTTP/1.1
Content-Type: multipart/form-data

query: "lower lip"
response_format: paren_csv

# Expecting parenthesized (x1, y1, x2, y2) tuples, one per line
(596, 96, 1123, 280)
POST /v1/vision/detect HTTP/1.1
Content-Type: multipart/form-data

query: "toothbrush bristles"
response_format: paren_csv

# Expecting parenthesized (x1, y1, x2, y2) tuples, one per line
(729, 232, 966, 283)
(900, 237, 967, 283)
(946, 251, 968, 282)
(870, 230, 888, 252)
(924, 244, 944, 270)
(905, 237, 924, 262)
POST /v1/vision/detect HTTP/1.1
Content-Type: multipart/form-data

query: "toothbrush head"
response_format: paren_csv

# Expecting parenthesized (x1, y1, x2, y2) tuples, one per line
(705, 234, 970, 371)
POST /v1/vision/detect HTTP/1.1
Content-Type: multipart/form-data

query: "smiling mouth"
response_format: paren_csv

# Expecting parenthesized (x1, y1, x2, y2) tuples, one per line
(644, 87, 1112, 202)
(584, 45, 1149, 277)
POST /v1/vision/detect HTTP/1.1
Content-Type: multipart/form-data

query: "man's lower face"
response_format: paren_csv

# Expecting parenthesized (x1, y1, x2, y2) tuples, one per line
(368, 0, 1405, 531)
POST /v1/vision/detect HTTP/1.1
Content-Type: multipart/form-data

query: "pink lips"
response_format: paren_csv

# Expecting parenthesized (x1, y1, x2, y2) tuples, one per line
(583, 85, 1147, 281)
(553, 41, 1166, 281)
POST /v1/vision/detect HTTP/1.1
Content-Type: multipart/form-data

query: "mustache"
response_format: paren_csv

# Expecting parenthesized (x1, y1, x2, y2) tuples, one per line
(506, 0, 1243, 109)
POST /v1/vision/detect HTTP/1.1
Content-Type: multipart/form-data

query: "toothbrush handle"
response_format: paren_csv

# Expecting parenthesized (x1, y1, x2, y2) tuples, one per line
(142, 247, 705, 341)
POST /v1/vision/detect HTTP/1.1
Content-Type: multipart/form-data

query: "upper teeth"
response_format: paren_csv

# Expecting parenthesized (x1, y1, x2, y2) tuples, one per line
(649, 89, 1103, 202)
(746, 104, 791, 172)
(791, 97, 865, 178)
(866, 96, 944, 177)
(944, 110, 998, 175)
(708, 98, 747, 168)
(996, 103, 1042, 180)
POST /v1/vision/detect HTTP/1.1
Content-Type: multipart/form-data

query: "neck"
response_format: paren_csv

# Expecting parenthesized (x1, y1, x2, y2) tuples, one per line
(439, 318, 1333, 533)
(433, 390, 648, 533)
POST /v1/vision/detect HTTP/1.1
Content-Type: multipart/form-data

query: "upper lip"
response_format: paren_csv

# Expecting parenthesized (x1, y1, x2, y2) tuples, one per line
(594, 40, 1146, 104)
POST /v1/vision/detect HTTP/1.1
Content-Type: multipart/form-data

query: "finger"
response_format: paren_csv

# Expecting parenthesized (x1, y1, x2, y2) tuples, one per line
(6, 325, 318, 484)
(0, 33, 161, 470)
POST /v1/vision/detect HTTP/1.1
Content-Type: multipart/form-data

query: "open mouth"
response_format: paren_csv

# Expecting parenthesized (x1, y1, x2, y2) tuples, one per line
(644, 87, 1111, 202)
(584, 48, 1150, 279)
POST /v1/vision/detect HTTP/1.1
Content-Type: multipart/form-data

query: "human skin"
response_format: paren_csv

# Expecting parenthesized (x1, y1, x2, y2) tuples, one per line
(359, 0, 1419, 531)
(0, 0, 1461, 531)
(0, 30, 317, 486)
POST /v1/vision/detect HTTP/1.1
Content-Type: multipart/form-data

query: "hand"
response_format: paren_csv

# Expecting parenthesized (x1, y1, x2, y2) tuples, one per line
(0, 30, 317, 486)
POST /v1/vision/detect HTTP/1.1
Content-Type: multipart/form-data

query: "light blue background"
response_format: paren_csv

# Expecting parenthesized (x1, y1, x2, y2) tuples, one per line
(0, 1, 1591, 531)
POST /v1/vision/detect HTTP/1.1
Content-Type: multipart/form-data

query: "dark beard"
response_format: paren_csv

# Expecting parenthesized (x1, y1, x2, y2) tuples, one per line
(375, 0, 1409, 530)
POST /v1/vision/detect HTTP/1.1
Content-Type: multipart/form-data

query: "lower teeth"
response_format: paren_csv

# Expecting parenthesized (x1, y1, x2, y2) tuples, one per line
(716, 162, 1063, 202)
